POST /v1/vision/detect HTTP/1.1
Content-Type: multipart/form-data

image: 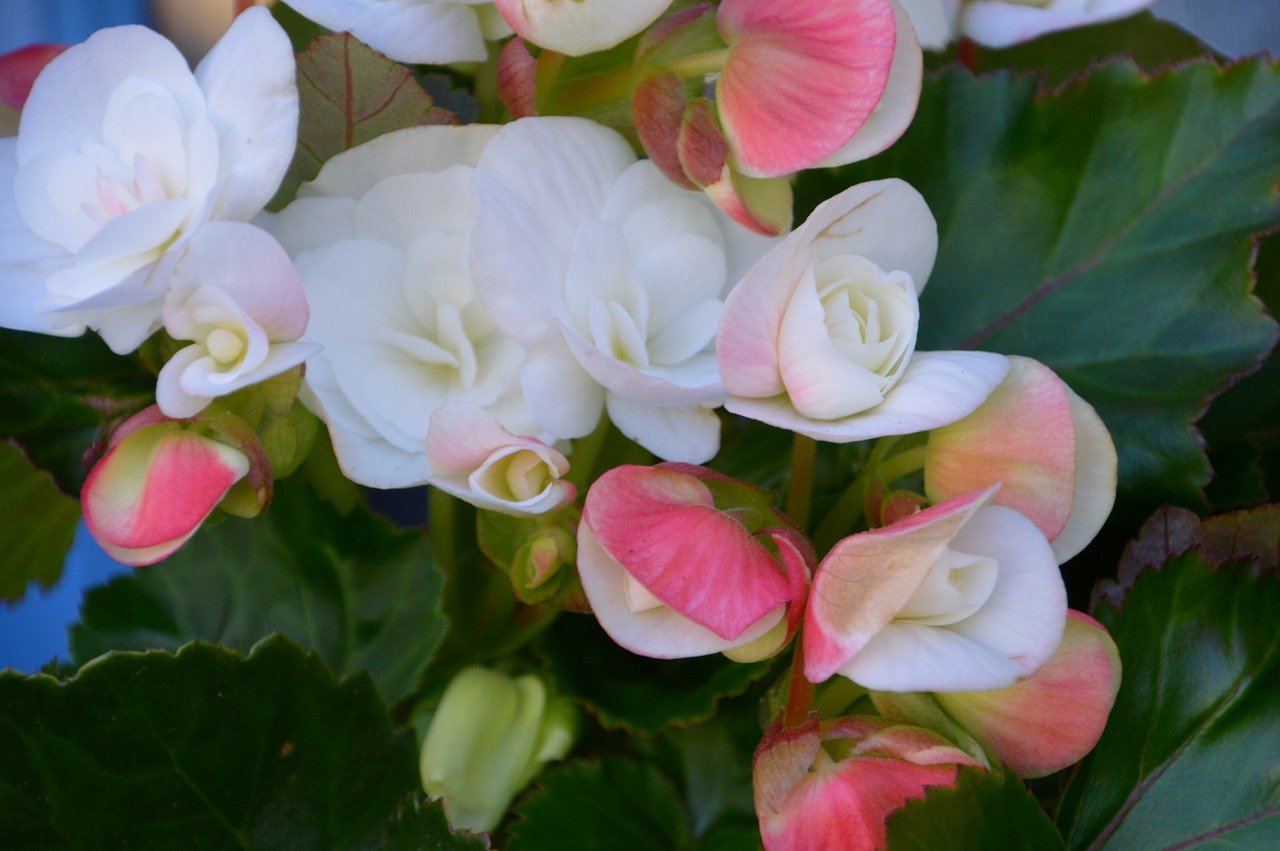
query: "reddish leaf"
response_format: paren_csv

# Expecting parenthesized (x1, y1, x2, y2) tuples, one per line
(270, 32, 455, 209)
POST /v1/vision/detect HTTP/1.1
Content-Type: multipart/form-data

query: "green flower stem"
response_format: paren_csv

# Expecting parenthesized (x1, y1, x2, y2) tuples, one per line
(665, 48, 731, 80)
(876, 444, 929, 488)
(546, 49, 730, 114)
(811, 436, 899, 555)
(812, 677, 868, 719)
(428, 486, 459, 570)
(786, 434, 817, 532)
(782, 637, 815, 729)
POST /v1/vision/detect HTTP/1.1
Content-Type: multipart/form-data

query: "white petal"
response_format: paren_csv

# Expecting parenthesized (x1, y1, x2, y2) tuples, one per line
(605, 396, 722, 463)
(196, 6, 300, 221)
(518, 343, 605, 439)
(960, 0, 1155, 47)
(1051, 388, 1117, 563)
(287, 0, 489, 64)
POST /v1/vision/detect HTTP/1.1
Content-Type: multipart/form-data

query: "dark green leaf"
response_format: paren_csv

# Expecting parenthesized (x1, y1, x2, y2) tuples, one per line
(70, 479, 446, 707)
(1058, 551, 1280, 849)
(269, 31, 456, 209)
(885, 767, 1064, 849)
(796, 59, 1280, 512)
(507, 758, 690, 851)
(0, 329, 153, 493)
(536, 613, 773, 735)
(0, 636, 420, 850)
(0, 441, 80, 603)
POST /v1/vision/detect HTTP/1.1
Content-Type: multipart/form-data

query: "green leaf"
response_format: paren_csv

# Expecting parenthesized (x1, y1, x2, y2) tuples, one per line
(69, 480, 446, 707)
(1057, 551, 1280, 849)
(796, 59, 1280, 511)
(884, 767, 1065, 850)
(0, 329, 153, 494)
(536, 613, 773, 735)
(507, 758, 691, 851)
(0, 636, 423, 849)
(0, 441, 80, 603)
(270, 31, 456, 209)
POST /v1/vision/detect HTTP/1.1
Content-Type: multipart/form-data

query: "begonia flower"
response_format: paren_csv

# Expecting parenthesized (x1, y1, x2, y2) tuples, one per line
(925, 355, 1117, 563)
(425, 402, 575, 516)
(0, 8, 298, 353)
(577, 463, 811, 660)
(717, 0, 922, 177)
(804, 485, 1068, 693)
(494, 0, 674, 56)
(471, 116, 777, 463)
(156, 222, 321, 419)
(262, 124, 533, 488)
(932, 610, 1121, 777)
(81, 406, 270, 566)
(287, 0, 512, 64)
(419, 666, 578, 832)
(718, 179, 1009, 443)
(753, 714, 983, 851)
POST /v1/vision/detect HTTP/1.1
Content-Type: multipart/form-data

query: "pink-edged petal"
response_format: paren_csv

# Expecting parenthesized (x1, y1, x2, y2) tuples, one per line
(584, 465, 791, 639)
(840, 505, 1067, 692)
(936, 610, 1121, 778)
(960, 0, 1155, 48)
(816, 0, 922, 167)
(426, 402, 564, 476)
(805, 487, 993, 683)
(1051, 388, 1117, 563)
(0, 44, 66, 110)
(926, 355, 1076, 543)
(495, 0, 674, 56)
(286, 0, 488, 64)
(717, 0, 897, 178)
(195, 7, 298, 221)
(578, 520, 787, 658)
(82, 423, 250, 566)
(605, 395, 722, 464)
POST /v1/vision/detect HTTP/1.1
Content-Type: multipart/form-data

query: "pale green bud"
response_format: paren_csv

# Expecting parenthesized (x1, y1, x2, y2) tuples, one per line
(418, 667, 578, 832)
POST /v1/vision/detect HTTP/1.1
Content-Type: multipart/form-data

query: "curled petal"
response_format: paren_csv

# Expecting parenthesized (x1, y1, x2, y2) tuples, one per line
(717, 0, 898, 177)
(936, 611, 1122, 777)
(495, 0, 675, 56)
(286, 0, 490, 63)
(82, 420, 250, 566)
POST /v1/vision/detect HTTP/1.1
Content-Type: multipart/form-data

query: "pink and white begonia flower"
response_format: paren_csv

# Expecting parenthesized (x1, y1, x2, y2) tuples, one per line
(898, 0, 1155, 49)
(156, 222, 321, 419)
(753, 714, 983, 851)
(425, 402, 575, 516)
(578, 463, 811, 660)
(0, 8, 298, 353)
(286, 0, 512, 64)
(804, 485, 1068, 693)
(925, 355, 1117, 563)
(471, 117, 777, 463)
(262, 124, 535, 488)
(718, 179, 1009, 443)
(81, 406, 268, 566)
(494, 0, 674, 57)
(716, 0, 922, 178)
(931, 610, 1121, 778)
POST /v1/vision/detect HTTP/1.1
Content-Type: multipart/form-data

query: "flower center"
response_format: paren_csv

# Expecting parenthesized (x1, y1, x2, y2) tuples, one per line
(206, 328, 246, 365)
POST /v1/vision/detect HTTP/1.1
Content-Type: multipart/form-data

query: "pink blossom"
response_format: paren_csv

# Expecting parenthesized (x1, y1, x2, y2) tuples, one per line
(577, 463, 810, 660)
(754, 714, 983, 851)
(925, 355, 1117, 562)
(81, 406, 269, 566)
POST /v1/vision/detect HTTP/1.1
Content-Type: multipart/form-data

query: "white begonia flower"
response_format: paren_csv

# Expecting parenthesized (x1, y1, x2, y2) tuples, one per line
(286, 0, 512, 65)
(155, 222, 322, 419)
(470, 117, 778, 464)
(0, 8, 298, 353)
(425, 403, 575, 516)
(717, 179, 1009, 443)
(262, 124, 534, 489)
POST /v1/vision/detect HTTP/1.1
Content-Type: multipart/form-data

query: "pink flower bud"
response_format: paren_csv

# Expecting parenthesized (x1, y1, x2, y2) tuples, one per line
(577, 463, 810, 659)
(933, 610, 1121, 778)
(925, 356, 1117, 562)
(754, 714, 983, 851)
(497, 36, 538, 119)
(81, 407, 253, 566)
